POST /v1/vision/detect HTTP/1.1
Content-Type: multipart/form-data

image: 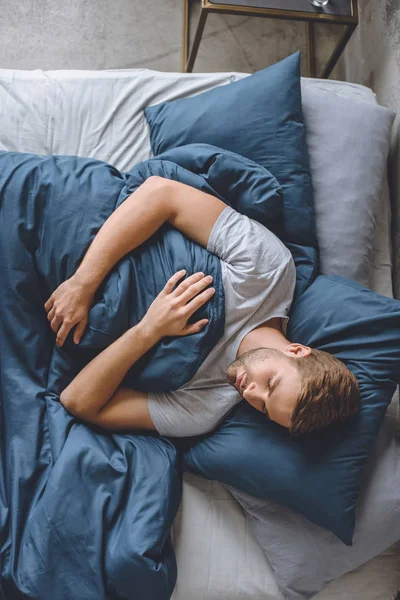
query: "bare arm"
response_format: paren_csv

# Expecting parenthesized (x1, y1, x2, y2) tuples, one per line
(72, 176, 226, 294)
(45, 176, 227, 347)
(60, 321, 157, 430)
(60, 269, 215, 429)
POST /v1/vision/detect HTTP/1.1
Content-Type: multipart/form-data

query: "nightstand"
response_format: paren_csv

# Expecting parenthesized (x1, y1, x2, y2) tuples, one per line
(182, 0, 358, 77)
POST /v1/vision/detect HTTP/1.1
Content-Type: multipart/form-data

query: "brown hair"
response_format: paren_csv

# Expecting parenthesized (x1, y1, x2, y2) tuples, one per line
(288, 348, 360, 436)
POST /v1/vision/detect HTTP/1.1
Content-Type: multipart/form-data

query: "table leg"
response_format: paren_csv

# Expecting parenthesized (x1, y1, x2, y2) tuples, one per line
(185, 7, 208, 73)
(306, 20, 316, 78)
(182, 0, 190, 72)
(322, 23, 356, 79)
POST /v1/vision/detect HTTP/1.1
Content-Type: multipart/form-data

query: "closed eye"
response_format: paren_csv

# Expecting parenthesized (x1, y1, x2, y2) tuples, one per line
(263, 377, 274, 419)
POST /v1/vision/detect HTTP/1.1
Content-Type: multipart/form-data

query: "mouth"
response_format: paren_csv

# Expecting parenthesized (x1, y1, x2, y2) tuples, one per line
(235, 372, 246, 394)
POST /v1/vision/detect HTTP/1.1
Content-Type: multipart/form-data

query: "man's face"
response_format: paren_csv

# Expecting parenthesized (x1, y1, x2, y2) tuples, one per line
(226, 348, 302, 428)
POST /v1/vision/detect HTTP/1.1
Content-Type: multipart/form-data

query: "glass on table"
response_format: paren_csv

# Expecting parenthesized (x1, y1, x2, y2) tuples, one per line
(310, 0, 329, 6)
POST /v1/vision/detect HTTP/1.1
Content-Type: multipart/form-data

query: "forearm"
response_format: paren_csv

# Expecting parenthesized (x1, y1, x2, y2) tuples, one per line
(74, 177, 172, 293)
(60, 321, 159, 417)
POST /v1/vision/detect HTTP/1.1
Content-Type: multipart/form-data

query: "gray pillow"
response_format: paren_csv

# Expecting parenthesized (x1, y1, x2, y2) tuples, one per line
(300, 83, 395, 287)
(226, 415, 400, 600)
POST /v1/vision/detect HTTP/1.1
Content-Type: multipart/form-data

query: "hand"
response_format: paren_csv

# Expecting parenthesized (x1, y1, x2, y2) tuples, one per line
(141, 270, 215, 340)
(44, 275, 96, 347)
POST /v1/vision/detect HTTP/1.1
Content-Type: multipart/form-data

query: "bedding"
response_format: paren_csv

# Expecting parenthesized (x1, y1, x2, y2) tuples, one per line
(1, 143, 285, 392)
(227, 414, 400, 600)
(182, 275, 400, 546)
(172, 162, 400, 599)
(300, 84, 395, 287)
(145, 52, 318, 300)
(206, 78, 398, 600)
(142, 52, 397, 546)
(0, 152, 183, 600)
(171, 473, 286, 600)
(0, 64, 398, 600)
(0, 143, 284, 598)
(145, 61, 394, 293)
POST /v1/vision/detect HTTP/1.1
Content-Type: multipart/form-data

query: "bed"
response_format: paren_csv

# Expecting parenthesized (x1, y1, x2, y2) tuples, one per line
(0, 65, 399, 599)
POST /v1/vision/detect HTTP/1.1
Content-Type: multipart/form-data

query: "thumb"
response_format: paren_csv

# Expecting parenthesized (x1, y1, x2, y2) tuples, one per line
(74, 319, 87, 344)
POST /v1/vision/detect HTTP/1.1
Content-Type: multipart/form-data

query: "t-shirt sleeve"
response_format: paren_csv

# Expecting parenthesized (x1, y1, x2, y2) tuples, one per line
(207, 205, 293, 277)
(148, 386, 238, 438)
(207, 205, 296, 332)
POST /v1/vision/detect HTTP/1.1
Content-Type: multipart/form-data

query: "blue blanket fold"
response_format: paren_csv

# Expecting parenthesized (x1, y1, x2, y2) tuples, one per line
(0, 143, 289, 599)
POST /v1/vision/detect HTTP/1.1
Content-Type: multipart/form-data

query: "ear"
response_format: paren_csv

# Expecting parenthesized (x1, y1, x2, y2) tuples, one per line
(284, 343, 311, 358)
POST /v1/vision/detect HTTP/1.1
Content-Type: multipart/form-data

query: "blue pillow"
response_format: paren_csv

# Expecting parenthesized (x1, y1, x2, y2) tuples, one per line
(144, 52, 318, 300)
(180, 276, 400, 546)
(151, 143, 284, 235)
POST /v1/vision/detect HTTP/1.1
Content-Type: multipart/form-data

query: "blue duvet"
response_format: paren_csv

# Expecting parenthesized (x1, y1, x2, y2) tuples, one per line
(0, 143, 291, 599)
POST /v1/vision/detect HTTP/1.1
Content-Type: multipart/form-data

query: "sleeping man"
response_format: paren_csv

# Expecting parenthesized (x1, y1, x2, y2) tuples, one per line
(44, 176, 360, 438)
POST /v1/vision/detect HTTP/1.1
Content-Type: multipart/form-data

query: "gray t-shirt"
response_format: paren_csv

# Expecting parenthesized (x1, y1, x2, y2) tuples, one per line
(148, 206, 297, 437)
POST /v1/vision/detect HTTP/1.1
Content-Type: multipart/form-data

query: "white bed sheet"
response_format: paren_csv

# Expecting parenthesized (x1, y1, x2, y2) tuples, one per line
(0, 67, 398, 600)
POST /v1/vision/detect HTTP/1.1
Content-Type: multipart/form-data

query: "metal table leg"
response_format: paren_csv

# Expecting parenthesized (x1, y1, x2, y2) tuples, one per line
(182, 0, 209, 73)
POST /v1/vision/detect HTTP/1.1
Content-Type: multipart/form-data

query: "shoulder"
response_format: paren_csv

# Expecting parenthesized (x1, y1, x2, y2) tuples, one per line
(148, 385, 241, 438)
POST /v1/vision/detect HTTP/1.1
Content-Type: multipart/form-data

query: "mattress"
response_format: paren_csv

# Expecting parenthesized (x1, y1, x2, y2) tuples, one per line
(0, 67, 398, 600)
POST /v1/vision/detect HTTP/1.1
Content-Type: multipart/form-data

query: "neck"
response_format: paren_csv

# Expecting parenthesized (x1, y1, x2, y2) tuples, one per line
(237, 317, 290, 358)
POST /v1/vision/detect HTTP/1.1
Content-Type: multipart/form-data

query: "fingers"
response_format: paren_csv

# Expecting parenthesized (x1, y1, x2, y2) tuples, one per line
(183, 319, 209, 336)
(73, 319, 87, 345)
(185, 286, 215, 317)
(50, 314, 86, 347)
(48, 307, 71, 344)
(50, 314, 63, 333)
(55, 320, 73, 347)
(163, 270, 187, 294)
(163, 270, 211, 297)
(44, 295, 54, 311)
(43, 285, 88, 347)
(179, 274, 213, 304)
(173, 271, 206, 297)
(163, 270, 215, 319)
